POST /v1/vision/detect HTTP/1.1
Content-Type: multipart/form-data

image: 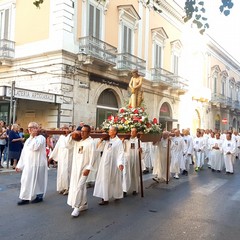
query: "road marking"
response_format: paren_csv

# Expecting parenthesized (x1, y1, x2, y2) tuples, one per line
(230, 190, 240, 201)
(193, 179, 228, 196)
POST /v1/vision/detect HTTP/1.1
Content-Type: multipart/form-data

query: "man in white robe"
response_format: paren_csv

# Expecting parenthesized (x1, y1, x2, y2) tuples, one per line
(16, 122, 48, 205)
(181, 129, 193, 176)
(86, 138, 102, 187)
(193, 131, 205, 171)
(170, 129, 184, 179)
(152, 131, 171, 182)
(93, 126, 124, 205)
(122, 127, 140, 196)
(210, 133, 224, 172)
(222, 132, 236, 174)
(49, 126, 73, 195)
(66, 125, 95, 217)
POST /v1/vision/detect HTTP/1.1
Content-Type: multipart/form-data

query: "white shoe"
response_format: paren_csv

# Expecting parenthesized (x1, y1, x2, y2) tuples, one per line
(79, 203, 88, 212)
(71, 208, 80, 217)
(174, 173, 179, 179)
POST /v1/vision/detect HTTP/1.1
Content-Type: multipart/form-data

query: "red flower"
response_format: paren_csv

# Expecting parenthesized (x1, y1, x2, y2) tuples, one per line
(153, 118, 158, 124)
(108, 115, 114, 121)
(133, 109, 139, 114)
(120, 108, 125, 113)
(146, 122, 152, 128)
(114, 116, 118, 123)
(121, 118, 126, 123)
(133, 117, 140, 122)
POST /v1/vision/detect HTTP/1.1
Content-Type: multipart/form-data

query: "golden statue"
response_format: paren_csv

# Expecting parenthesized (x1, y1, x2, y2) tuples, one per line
(128, 69, 143, 108)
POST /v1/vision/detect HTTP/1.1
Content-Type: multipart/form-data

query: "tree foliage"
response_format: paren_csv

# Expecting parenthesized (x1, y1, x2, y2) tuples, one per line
(33, 0, 234, 34)
(183, 0, 234, 34)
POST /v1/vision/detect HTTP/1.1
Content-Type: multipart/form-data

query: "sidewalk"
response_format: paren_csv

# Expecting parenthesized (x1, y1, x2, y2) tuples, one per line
(0, 162, 17, 174)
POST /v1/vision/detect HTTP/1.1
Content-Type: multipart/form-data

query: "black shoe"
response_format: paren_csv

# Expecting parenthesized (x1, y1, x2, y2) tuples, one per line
(31, 197, 43, 204)
(211, 169, 215, 172)
(99, 200, 109, 205)
(217, 170, 221, 173)
(17, 200, 30, 205)
(132, 191, 137, 196)
(143, 170, 149, 174)
(181, 170, 186, 175)
(123, 192, 127, 197)
(185, 171, 188, 176)
(225, 172, 230, 175)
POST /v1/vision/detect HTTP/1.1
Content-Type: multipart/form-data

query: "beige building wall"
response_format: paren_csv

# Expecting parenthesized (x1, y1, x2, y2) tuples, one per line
(15, 0, 50, 45)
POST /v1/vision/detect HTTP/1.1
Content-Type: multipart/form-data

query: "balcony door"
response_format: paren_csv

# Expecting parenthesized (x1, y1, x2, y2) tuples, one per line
(88, 3, 101, 39)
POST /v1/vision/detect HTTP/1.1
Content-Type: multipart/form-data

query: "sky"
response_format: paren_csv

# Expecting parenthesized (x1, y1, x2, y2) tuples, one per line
(175, 0, 240, 63)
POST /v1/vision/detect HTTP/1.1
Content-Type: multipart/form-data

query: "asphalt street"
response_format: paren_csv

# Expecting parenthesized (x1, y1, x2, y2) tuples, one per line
(1, 161, 240, 240)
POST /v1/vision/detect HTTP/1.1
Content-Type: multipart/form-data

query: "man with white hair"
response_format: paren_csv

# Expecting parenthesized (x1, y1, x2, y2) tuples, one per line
(16, 122, 48, 205)
(170, 129, 184, 179)
(181, 129, 193, 176)
(93, 126, 124, 205)
(152, 131, 171, 182)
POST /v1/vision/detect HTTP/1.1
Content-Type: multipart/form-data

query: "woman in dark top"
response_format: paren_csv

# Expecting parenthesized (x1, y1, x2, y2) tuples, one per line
(8, 124, 25, 169)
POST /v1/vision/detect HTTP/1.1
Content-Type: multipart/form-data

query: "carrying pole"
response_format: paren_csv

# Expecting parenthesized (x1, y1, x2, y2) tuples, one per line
(166, 138, 170, 184)
(138, 138, 144, 197)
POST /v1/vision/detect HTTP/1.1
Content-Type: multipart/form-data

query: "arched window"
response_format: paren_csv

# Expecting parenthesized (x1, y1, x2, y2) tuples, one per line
(96, 89, 119, 128)
(159, 102, 172, 131)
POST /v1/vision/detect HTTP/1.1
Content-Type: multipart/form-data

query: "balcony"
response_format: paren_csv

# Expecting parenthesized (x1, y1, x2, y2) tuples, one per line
(226, 97, 233, 108)
(117, 53, 146, 76)
(150, 67, 188, 94)
(211, 93, 227, 108)
(78, 36, 117, 68)
(0, 39, 15, 67)
(234, 100, 240, 112)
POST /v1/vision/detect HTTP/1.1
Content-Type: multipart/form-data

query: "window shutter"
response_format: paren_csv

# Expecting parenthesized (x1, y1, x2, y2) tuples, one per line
(89, 4, 94, 36)
(95, 8, 100, 39)
(4, 9, 9, 39)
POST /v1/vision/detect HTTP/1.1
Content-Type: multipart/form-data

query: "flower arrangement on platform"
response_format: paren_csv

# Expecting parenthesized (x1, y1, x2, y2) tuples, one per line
(101, 106, 162, 134)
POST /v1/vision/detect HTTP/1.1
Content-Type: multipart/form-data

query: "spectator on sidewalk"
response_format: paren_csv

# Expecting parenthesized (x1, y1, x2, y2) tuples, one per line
(8, 124, 24, 169)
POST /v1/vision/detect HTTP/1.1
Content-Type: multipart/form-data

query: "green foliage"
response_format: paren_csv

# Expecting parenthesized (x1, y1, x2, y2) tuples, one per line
(183, 0, 234, 34)
(33, 0, 44, 8)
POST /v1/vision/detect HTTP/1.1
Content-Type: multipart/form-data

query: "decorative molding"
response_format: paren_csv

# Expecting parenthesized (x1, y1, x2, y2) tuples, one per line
(152, 27, 168, 45)
(118, 5, 141, 30)
(211, 65, 221, 74)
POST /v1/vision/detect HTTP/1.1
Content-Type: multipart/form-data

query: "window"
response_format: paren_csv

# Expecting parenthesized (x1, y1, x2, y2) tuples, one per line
(221, 80, 225, 96)
(88, 3, 101, 39)
(173, 54, 179, 75)
(213, 76, 217, 94)
(151, 27, 168, 69)
(122, 24, 133, 53)
(118, 5, 140, 54)
(153, 43, 162, 68)
(0, 8, 10, 39)
(171, 40, 182, 75)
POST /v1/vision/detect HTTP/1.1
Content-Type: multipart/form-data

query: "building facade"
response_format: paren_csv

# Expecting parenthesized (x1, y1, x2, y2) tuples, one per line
(0, 0, 239, 132)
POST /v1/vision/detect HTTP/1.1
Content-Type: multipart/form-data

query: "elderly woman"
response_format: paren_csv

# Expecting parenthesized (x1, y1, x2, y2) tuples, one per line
(8, 124, 25, 169)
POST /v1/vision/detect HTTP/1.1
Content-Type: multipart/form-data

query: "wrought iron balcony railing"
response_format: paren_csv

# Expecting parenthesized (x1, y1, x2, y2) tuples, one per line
(78, 36, 117, 66)
(226, 97, 233, 107)
(150, 67, 189, 92)
(0, 39, 15, 59)
(234, 100, 240, 111)
(117, 52, 146, 76)
(211, 93, 227, 106)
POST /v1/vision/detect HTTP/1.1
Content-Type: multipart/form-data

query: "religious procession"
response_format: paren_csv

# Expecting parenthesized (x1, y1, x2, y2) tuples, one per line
(1, 70, 239, 219)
